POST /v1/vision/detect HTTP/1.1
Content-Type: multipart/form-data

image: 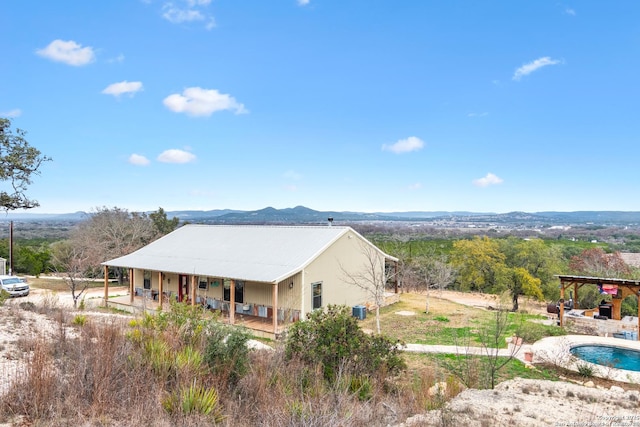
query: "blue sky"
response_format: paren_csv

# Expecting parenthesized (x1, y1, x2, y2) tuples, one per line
(1, 1, 639, 214)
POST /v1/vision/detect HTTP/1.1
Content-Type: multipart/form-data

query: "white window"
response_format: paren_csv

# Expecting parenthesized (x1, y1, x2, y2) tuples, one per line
(312, 282, 322, 309)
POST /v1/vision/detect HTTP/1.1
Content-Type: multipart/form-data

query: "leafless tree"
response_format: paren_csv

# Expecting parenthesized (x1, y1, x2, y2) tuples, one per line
(49, 240, 92, 308)
(73, 207, 158, 283)
(340, 239, 396, 334)
(416, 253, 456, 313)
(477, 298, 524, 389)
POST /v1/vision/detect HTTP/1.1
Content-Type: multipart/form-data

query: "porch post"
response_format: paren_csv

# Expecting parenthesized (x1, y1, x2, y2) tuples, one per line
(559, 283, 565, 327)
(191, 275, 196, 306)
(104, 265, 109, 307)
(158, 272, 164, 310)
(129, 268, 134, 304)
(273, 282, 278, 334)
(574, 284, 579, 309)
(230, 279, 235, 325)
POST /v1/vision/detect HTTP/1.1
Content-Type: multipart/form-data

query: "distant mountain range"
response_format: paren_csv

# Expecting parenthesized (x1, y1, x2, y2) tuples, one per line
(3, 206, 640, 226)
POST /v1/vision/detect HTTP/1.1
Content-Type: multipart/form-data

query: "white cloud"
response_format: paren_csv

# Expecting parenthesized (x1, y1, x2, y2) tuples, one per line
(36, 39, 96, 66)
(382, 136, 424, 154)
(128, 154, 151, 166)
(162, 1, 215, 29)
(107, 54, 125, 64)
(163, 6, 204, 23)
(102, 81, 144, 97)
(298, 0, 310, 5)
(157, 149, 196, 164)
(163, 87, 247, 116)
(473, 173, 503, 187)
(283, 170, 302, 180)
(467, 112, 489, 118)
(565, 7, 576, 16)
(513, 57, 561, 81)
(205, 17, 216, 30)
(0, 109, 22, 118)
(284, 184, 299, 192)
(408, 182, 422, 190)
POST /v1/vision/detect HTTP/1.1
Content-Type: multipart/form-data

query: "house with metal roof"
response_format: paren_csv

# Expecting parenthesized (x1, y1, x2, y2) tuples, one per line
(102, 224, 398, 338)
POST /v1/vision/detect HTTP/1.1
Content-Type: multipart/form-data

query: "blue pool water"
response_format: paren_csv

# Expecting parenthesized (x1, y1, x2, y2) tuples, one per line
(570, 345, 640, 372)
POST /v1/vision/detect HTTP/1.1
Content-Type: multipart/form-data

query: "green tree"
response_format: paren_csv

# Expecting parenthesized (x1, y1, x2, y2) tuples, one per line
(505, 266, 543, 311)
(149, 207, 180, 236)
(15, 245, 51, 276)
(0, 118, 50, 210)
(499, 237, 564, 303)
(450, 236, 507, 293)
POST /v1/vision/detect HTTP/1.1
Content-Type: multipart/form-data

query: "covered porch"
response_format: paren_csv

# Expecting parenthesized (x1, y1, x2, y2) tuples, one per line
(103, 267, 301, 339)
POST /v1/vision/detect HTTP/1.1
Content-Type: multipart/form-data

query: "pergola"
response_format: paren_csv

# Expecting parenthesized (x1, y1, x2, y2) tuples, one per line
(556, 275, 640, 339)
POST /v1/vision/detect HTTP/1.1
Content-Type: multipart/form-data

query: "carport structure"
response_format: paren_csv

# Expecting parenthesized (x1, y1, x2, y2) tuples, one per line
(556, 275, 640, 339)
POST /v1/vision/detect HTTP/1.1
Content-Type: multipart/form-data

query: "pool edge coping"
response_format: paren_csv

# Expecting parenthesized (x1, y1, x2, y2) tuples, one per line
(531, 335, 640, 384)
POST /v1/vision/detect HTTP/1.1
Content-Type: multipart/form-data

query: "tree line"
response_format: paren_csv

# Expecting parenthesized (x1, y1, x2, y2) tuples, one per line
(376, 236, 639, 315)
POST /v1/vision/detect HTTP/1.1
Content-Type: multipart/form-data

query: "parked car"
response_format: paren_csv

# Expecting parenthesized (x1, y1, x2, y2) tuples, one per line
(0, 275, 29, 297)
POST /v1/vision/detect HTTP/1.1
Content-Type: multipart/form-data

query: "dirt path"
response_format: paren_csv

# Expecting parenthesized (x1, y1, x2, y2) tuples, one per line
(434, 290, 548, 315)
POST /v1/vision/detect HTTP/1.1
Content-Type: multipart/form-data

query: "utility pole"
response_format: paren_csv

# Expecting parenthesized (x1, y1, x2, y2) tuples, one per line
(9, 221, 13, 275)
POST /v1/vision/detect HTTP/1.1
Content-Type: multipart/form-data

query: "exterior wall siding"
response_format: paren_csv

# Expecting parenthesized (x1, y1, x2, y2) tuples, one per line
(303, 230, 381, 317)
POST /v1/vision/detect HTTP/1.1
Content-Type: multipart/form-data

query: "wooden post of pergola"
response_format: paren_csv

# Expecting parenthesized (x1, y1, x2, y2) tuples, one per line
(104, 265, 109, 308)
(559, 285, 565, 327)
(191, 275, 196, 306)
(229, 279, 235, 325)
(272, 282, 278, 335)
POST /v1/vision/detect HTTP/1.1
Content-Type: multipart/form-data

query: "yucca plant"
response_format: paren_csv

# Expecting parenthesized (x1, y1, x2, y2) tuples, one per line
(144, 337, 173, 378)
(72, 314, 87, 326)
(162, 381, 225, 423)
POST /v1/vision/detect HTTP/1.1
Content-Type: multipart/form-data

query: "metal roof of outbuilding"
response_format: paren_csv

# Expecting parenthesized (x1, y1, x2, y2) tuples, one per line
(102, 224, 395, 283)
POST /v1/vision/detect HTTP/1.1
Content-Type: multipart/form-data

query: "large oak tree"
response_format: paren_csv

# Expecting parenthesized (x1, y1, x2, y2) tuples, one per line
(0, 118, 50, 210)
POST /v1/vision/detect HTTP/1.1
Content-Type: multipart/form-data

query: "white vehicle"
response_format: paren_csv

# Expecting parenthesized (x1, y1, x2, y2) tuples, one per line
(0, 275, 29, 297)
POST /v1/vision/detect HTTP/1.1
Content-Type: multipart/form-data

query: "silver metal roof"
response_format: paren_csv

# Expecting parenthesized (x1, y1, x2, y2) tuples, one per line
(102, 224, 394, 283)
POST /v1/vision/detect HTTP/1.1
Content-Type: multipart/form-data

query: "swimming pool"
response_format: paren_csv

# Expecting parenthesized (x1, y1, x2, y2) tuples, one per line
(570, 344, 640, 372)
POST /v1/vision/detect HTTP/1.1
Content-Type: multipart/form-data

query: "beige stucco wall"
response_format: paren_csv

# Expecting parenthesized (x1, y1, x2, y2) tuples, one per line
(303, 230, 384, 317)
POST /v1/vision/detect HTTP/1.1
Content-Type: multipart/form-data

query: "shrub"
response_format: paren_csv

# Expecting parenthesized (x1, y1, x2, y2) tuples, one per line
(516, 321, 567, 343)
(203, 323, 251, 386)
(285, 305, 406, 383)
(0, 289, 9, 306)
(19, 301, 36, 311)
(72, 314, 87, 326)
(577, 363, 594, 378)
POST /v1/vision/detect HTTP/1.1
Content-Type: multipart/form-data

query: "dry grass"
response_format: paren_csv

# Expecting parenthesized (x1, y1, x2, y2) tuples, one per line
(359, 293, 548, 346)
(360, 293, 493, 344)
(0, 301, 455, 426)
(26, 276, 106, 292)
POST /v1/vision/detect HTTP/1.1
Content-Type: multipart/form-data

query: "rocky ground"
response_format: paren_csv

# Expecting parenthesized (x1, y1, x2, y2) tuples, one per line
(399, 377, 640, 427)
